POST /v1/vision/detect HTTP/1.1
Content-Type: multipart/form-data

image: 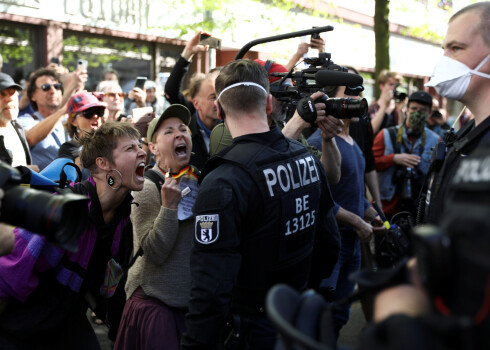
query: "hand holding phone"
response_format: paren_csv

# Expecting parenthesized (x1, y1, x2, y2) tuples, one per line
(134, 76, 147, 90)
(199, 33, 221, 50)
(77, 59, 88, 70)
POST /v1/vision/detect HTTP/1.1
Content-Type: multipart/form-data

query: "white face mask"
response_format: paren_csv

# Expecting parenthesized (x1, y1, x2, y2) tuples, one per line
(425, 54, 490, 100)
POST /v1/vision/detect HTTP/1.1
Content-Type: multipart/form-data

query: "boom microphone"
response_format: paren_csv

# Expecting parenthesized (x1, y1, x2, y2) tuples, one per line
(315, 70, 363, 87)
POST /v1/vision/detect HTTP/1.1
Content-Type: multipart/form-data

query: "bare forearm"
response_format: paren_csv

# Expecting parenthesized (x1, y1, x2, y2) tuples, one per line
(370, 105, 387, 135)
(365, 170, 381, 206)
(281, 113, 309, 140)
(25, 107, 66, 146)
(321, 138, 341, 185)
(335, 207, 363, 228)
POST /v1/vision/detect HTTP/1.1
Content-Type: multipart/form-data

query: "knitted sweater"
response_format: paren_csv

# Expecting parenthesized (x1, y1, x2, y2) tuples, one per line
(125, 169, 194, 309)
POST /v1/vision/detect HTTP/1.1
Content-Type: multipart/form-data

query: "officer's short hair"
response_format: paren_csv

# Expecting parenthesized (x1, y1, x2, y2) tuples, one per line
(215, 59, 269, 113)
(377, 69, 402, 86)
(450, 2, 490, 47)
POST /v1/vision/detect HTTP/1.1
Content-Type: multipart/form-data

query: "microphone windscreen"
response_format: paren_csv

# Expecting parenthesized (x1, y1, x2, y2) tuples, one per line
(315, 70, 363, 87)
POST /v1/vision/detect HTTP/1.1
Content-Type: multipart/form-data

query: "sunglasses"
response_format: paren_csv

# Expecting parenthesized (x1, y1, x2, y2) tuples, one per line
(79, 107, 105, 119)
(38, 83, 63, 92)
(104, 92, 126, 98)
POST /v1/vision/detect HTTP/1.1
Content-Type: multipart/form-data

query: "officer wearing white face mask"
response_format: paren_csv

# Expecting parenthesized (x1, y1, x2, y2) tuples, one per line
(419, 2, 490, 225)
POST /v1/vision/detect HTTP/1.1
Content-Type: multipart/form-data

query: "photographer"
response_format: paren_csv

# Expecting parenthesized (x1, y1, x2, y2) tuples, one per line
(0, 122, 146, 349)
(369, 70, 406, 135)
(373, 91, 440, 219)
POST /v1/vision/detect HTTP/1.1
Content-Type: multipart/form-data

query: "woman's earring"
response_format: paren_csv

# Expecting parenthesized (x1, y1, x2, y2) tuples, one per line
(106, 169, 123, 190)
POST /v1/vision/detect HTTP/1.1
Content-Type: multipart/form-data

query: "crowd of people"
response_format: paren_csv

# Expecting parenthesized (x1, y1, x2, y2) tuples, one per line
(0, 2, 489, 349)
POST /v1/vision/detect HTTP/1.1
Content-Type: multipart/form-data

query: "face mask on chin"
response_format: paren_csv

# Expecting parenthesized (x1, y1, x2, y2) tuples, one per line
(425, 54, 490, 100)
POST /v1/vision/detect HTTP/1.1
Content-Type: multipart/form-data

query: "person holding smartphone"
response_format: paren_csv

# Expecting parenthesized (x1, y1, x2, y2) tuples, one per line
(18, 64, 87, 170)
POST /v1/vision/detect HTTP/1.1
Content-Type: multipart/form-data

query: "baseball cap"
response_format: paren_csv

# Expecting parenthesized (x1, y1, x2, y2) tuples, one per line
(408, 91, 433, 107)
(147, 104, 191, 142)
(67, 92, 106, 115)
(0, 72, 23, 91)
(254, 59, 289, 83)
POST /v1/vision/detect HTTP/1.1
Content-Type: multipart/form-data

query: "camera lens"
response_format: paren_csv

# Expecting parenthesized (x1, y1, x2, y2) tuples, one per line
(1, 186, 89, 252)
(324, 97, 368, 119)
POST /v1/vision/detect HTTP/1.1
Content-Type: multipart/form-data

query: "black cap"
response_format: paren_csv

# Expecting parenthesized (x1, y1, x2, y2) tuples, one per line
(0, 72, 23, 91)
(147, 104, 191, 141)
(408, 91, 432, 107)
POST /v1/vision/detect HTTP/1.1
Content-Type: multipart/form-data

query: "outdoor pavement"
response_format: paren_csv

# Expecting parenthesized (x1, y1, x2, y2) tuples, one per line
(91, 300, 366, 350)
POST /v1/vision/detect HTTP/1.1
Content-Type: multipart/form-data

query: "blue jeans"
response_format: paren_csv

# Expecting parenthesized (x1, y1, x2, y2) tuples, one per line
(321, 232, 361, 338)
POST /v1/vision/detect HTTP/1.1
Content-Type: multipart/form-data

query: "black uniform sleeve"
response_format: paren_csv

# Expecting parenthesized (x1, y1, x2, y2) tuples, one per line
(308, 158, 340, 289)
(181, 167, 250, 349)
(164, 55, 195, 113)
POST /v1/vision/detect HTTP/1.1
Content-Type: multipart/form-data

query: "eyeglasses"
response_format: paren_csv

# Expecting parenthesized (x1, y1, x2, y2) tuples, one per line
(104, 92, 126, 98)
(37, 83, 63, 92)
(79, 107, 105, 119)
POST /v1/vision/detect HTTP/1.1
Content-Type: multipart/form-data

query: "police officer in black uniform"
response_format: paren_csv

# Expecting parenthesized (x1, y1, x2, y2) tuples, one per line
(420, 2, 490, 225)
(181, 59, 340, 350)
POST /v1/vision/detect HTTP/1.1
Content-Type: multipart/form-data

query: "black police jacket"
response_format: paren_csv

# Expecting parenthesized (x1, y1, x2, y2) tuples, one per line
(424, 116, 490, 224)
(181, 127, 340, 349)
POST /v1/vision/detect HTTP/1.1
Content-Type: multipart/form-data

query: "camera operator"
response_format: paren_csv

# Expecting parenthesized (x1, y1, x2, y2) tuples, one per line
(373, 91, 440, 219)
(369, 70, 406, 135)
(420, 2, 490, 225)
(181, 59, 340, 350)
(209, 59, 343, 185)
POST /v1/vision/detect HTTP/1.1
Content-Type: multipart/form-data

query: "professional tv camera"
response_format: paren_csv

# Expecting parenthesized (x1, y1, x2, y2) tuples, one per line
(234, 26, 368, 123)
(0, 161, 89, 252)
(268, 52, 368, 123)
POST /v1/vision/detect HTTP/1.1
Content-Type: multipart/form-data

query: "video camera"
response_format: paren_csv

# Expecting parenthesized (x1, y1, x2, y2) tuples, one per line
(234, 26, 368, 122)
(0, 162, 90, 252)
(268, 52, 368, 121)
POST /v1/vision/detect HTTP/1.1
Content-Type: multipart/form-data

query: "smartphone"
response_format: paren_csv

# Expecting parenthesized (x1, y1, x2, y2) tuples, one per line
(134, 76, 147, 90)
(199, 33, 222, 50)
(77, 59, 88, 70)
(51, 57, 60, 65)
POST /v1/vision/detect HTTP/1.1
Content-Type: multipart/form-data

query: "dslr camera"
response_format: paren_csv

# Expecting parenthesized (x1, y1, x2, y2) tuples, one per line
(393, 84, 408, 102)
(0, 162, 89, 252)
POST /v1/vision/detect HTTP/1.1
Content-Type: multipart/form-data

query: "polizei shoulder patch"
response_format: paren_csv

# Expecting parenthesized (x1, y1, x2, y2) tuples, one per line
(195, 214, 220, 244)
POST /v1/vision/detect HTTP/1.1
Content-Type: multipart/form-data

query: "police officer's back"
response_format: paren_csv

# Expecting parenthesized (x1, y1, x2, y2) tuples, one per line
(181, 59, 340, 350)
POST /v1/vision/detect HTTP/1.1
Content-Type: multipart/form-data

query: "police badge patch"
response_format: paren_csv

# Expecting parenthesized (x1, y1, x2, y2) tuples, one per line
(195, 214, 219, 244)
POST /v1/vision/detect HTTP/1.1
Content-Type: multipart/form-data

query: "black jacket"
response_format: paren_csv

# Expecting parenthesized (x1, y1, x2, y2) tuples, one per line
(181, 127, 340, 350)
